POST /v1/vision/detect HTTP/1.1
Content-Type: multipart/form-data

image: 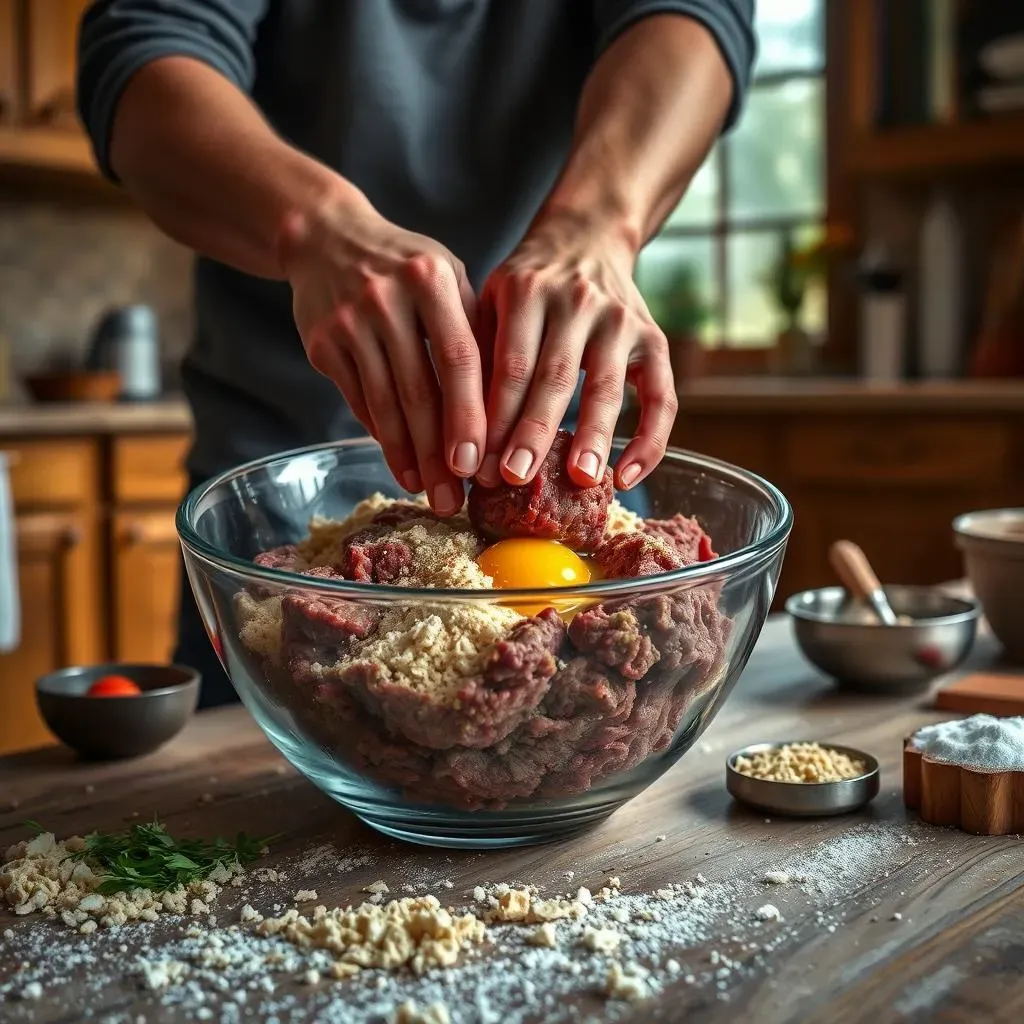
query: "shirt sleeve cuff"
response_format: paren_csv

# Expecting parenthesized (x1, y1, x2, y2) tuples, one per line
(594, 0, 757, 132)
(80, 41, 252, 182)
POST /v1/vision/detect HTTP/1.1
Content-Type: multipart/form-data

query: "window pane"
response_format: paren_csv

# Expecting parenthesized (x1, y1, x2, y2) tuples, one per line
(635, 235, 720, 344)
(666, 145, 719, 228)
(754, 0, 824, 77)
(727, 78, 824, 221)
(726, 227, 826, 346)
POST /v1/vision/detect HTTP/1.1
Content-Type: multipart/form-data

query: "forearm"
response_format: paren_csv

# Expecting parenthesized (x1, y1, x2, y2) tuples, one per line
(108, 56, 358, 280)
(538, 14, 735, 255)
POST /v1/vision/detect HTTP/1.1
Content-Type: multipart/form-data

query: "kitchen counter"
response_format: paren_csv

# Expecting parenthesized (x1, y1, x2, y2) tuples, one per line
(0, 397, 191, 435)
(2, 379, 1023, 439)
(2, 618, 1021, 1023)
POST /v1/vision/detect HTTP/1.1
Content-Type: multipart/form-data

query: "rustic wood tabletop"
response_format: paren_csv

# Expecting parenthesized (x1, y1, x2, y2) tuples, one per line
(2, 617, 1021, 1024)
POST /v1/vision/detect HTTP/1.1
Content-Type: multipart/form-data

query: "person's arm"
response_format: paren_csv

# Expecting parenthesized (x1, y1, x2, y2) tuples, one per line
(477, 3, 755, 492)
(77, 1, 485, 516)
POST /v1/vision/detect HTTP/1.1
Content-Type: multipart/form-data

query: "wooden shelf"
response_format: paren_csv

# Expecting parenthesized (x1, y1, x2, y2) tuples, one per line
(848, 115, 1024, 178)
(0, 125, 97, 175)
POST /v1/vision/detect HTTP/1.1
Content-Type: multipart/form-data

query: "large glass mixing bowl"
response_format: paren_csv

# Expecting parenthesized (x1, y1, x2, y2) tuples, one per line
(177, 439, 791, 848)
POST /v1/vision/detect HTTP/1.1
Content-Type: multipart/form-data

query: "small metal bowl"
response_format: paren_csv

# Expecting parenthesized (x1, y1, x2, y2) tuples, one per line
(35, 663, 200, 760)
(786, 585, 980, 692)
(726, 742, 880, 817)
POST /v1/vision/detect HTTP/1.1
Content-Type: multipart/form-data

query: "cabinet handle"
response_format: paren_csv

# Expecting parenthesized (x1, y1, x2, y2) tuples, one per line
(122, 519, 179, 546)
(33, 89, 79, 129)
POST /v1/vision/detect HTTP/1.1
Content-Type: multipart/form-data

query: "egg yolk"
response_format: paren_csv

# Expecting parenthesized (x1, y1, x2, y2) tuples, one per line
(477, 538, 591, 617)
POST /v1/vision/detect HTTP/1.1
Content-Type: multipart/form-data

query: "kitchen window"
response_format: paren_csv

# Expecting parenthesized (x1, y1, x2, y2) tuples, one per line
(636, 0, 826, 351)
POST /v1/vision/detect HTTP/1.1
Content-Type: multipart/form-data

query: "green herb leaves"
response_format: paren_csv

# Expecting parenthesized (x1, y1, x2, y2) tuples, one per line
(67, 820, 274, 895)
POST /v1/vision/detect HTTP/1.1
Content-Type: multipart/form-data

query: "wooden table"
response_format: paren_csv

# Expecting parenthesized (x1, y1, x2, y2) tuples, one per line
(2, 618, 1022, 1023)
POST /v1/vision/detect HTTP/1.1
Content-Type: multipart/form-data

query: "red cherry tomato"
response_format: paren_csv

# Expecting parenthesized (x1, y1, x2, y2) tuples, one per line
(87, 674, 143, 697)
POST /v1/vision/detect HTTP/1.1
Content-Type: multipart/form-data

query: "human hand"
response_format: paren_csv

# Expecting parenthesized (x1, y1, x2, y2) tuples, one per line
(279, 187, 485, 515)
(475, 211, 677, 492)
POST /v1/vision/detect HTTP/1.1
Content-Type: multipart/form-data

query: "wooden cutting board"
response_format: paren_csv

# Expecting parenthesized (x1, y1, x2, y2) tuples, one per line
(935, 672, 1024, 717)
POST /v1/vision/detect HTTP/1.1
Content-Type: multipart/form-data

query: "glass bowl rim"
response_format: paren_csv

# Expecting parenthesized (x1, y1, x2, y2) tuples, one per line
(176, 437, 793, 601)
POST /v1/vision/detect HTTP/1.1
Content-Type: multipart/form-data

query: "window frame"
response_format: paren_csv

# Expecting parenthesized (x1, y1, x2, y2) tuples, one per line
(647, 1, 840, 373)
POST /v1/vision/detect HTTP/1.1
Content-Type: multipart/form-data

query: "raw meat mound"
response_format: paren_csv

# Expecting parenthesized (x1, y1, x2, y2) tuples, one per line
(592, 531, 684, 580)
(644, 514, 718, 563)
(467, 430, 613, 552)
(236, 471, 731, 809)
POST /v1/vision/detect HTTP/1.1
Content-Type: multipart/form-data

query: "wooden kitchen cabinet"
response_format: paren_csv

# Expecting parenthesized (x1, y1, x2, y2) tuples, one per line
(0, 0, 96, 173)
(111, 509, 181, 664)
(22, 0, 91, 131)
(0, 509, 103, 755)
(0, 431, 188, 755)
(0, 0, 19, 125)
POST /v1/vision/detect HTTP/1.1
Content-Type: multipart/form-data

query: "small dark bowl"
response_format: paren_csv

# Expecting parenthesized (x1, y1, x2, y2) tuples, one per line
(35, 664, 200, 760)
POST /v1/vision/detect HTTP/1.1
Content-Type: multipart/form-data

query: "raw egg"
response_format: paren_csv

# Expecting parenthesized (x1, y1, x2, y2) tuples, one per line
(477, 538, 591, 617)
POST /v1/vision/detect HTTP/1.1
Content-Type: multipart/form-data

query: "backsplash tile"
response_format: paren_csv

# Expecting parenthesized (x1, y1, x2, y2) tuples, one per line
(0, 201, 193, 382)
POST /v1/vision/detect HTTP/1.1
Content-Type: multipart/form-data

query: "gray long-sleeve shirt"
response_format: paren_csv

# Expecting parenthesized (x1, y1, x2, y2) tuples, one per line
(78, 0, 755, 480)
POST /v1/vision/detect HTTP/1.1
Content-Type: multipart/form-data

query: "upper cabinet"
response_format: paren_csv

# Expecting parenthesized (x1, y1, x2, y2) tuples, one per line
(0, 0, 19, 126)
(0, 0, 97, 174)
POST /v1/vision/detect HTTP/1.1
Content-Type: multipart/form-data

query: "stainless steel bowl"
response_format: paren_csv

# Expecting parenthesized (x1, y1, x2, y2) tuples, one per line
(786, 585, 980, 692)
(35, 663, 200, 760)
(726, 742, 880, 817)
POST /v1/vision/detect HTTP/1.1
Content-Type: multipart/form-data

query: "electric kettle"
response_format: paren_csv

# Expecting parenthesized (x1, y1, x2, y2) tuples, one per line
(85, 305, 162, 401)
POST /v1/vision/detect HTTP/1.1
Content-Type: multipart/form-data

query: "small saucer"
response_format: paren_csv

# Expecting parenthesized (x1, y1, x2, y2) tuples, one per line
(726, 742, 880, 817)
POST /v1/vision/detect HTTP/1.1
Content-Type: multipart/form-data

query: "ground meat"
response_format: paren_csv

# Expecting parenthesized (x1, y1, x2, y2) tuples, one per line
(343, 532, 415, 583)
(290, 609, 565, 751)
(569, 588, 726, 682)
(254, 545, 301, 571)
(239, 489, 732, 811)
(644, 514, 717, 563)
(280, 589, 380, 671)
(592, 532, 684, 580)
(271, 651, 723, 811)
(467, 430, 613, 552)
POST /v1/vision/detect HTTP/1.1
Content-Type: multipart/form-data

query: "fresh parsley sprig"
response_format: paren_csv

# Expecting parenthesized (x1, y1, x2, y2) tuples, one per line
(26, 819, 276, 894)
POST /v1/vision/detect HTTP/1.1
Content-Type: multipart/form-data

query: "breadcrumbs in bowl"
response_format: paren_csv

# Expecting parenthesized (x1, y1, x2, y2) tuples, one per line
(176, 435, 792, 847)
(733, 742, 868, 784)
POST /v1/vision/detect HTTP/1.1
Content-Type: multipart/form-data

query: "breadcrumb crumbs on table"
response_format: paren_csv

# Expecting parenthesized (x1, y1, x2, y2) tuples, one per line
(256, 895, 486, 975)
(527, 922, 559, 948)
(604, 961, 652, 1002)
(393, 1000, 451, 1024)
(294, 889, 318, 902)
(582, 927, 623, 953)
(733, 742, 867, 783)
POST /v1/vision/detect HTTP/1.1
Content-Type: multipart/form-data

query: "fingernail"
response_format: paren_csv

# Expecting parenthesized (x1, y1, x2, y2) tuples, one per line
(453, 441, 479, 475)
(477, 453, 500, 486)
(619, 462, 642, 489)
(576, 450, 600, 481)
(505, 448, 534, 480)
(432, 482, 462, 515)
(401, 471, 421, 493)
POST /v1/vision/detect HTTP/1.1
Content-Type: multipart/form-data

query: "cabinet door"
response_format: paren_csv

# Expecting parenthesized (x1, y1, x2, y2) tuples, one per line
(0, 511, 102, 755)
(0, 0, 18, 125)
(112, 510, 182, 664)
(23, 0, 91, 129)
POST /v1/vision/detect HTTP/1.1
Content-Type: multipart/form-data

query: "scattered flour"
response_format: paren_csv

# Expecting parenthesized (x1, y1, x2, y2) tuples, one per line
(0, 823, 940, 1024)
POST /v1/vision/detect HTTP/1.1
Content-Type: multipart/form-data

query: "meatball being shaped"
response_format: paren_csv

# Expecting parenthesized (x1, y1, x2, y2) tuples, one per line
(468, 430, 613, 552)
